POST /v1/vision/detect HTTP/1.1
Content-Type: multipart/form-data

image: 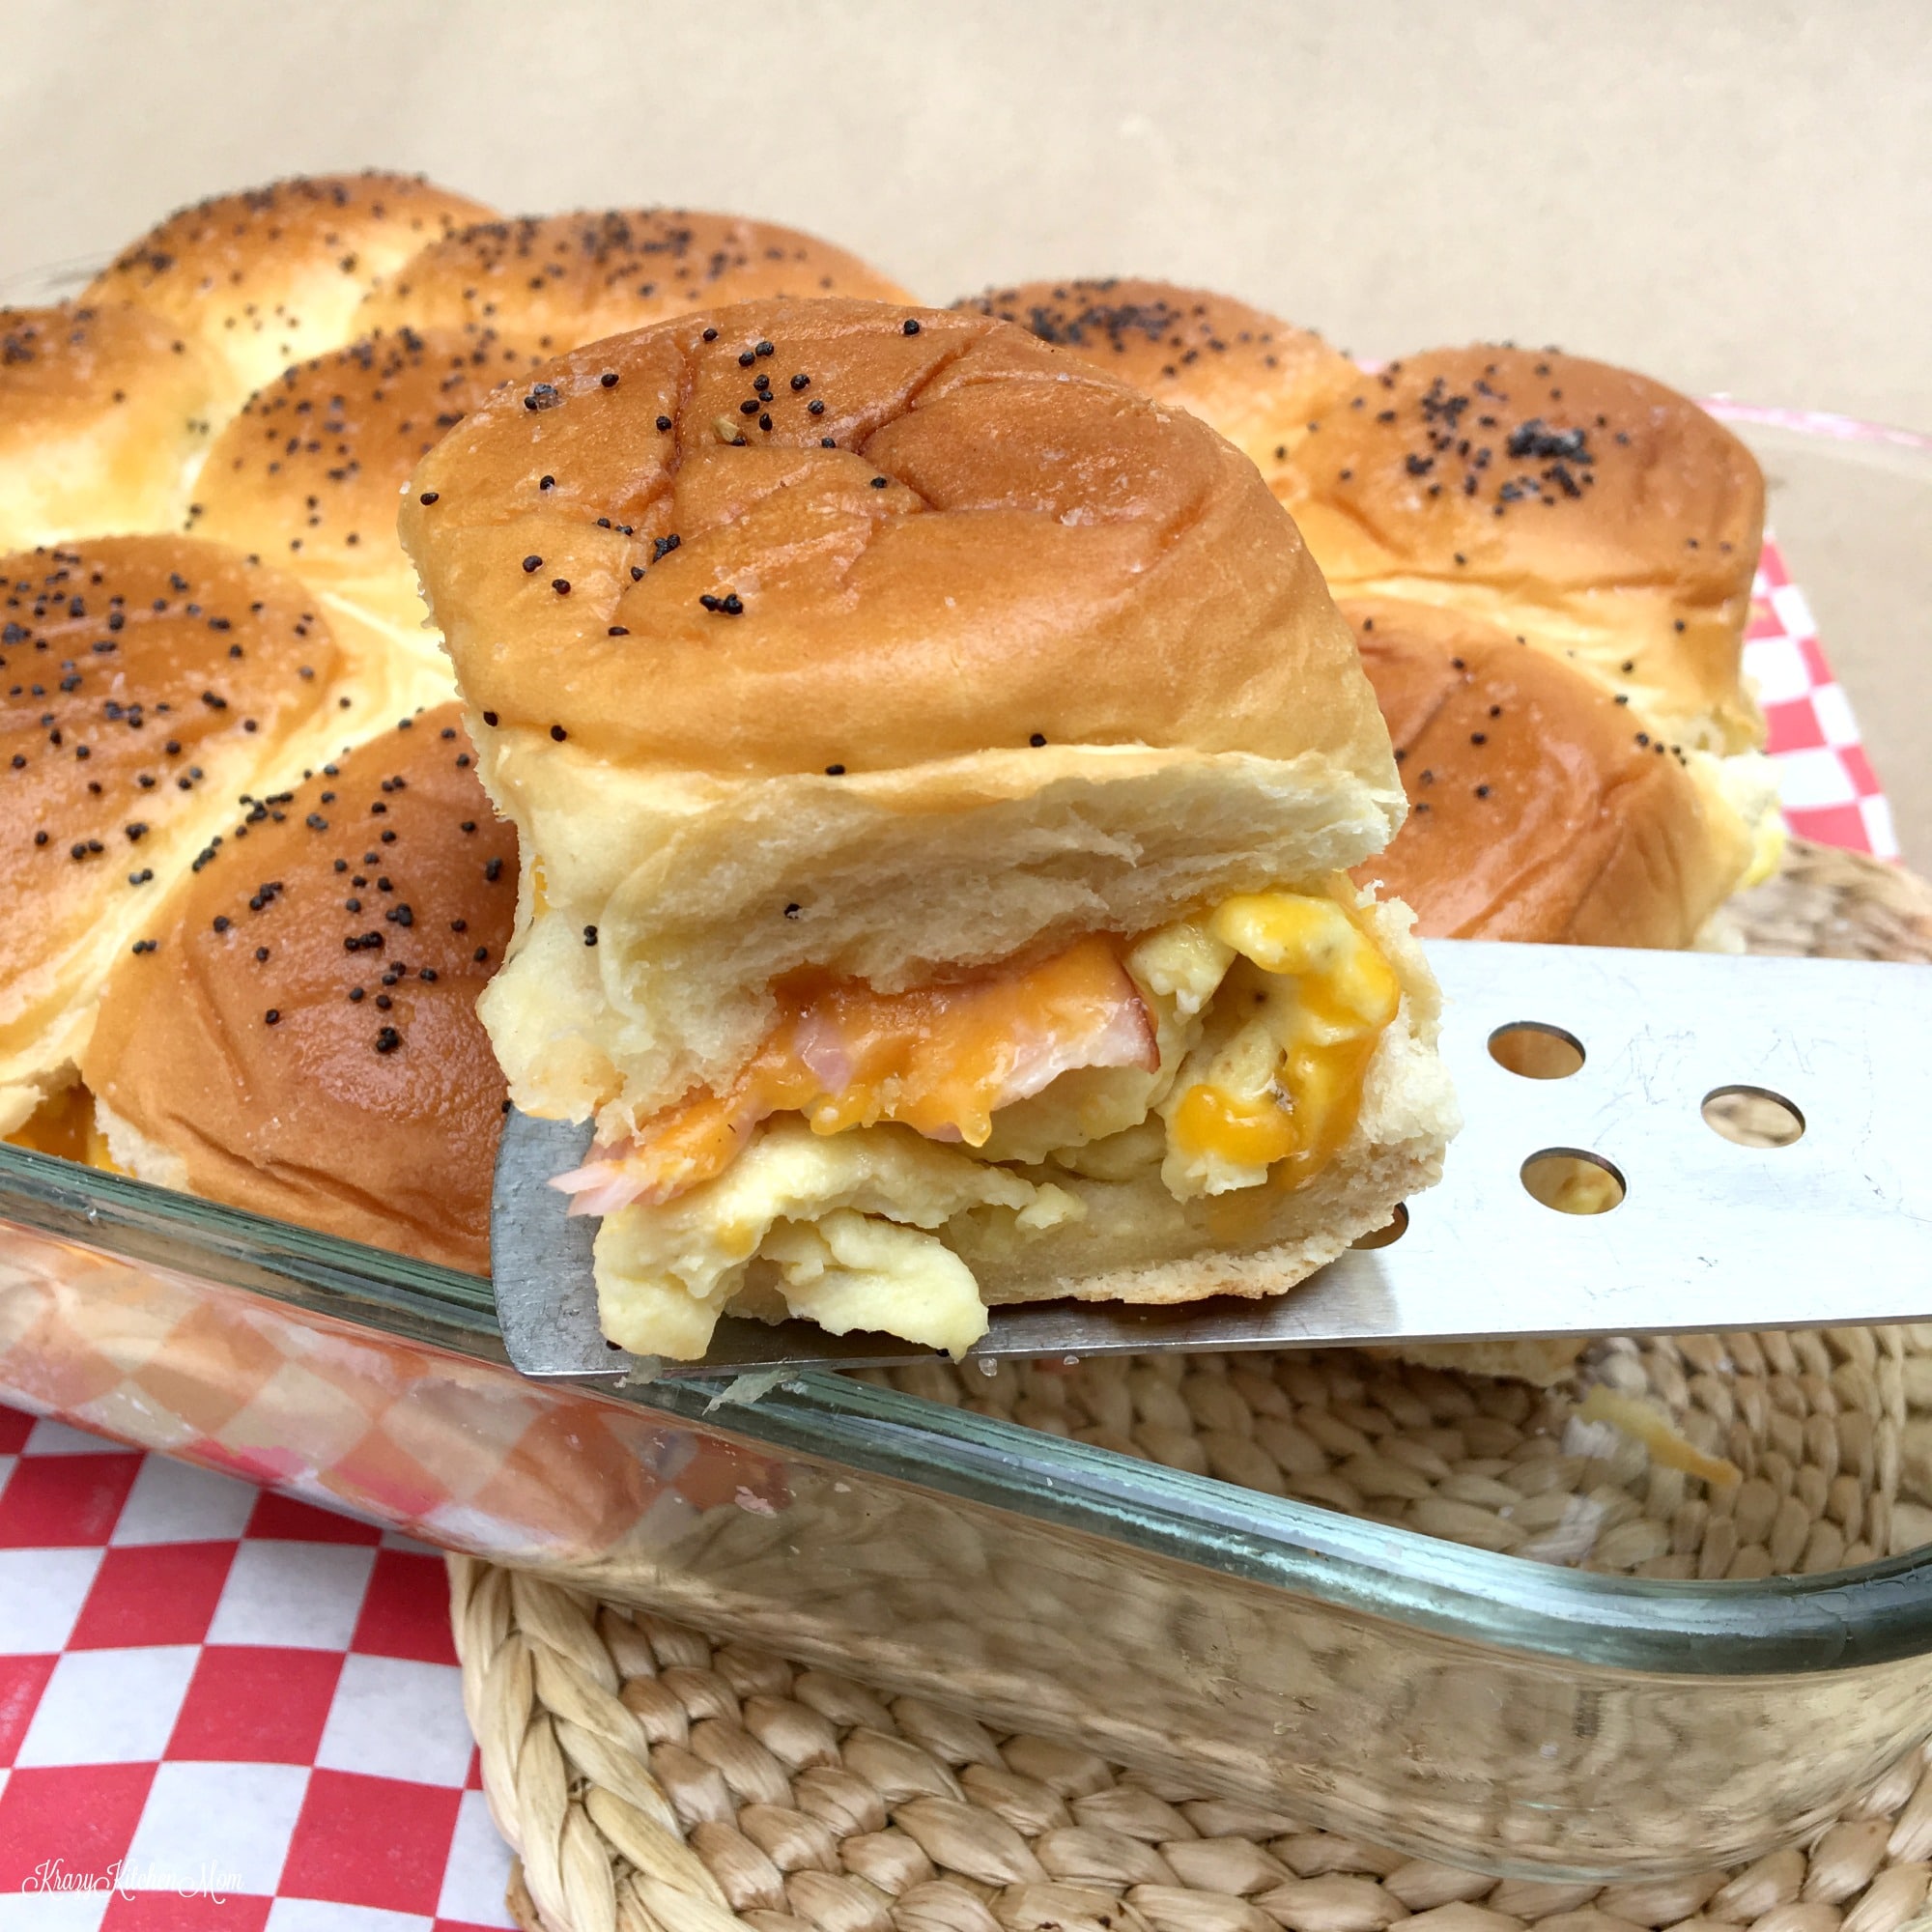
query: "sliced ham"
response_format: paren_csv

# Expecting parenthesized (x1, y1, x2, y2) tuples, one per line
(551, 934, 1155, 1213)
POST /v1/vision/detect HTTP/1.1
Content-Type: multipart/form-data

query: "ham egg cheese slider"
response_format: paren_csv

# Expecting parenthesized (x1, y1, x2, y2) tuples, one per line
(400, 298, 1458, 1361)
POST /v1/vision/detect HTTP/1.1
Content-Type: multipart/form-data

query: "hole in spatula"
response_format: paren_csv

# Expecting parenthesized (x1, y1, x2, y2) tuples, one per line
(1521, 1149, 1626, 1215)
(1702, 1086, 1804, 1149)
(1489, 1022, 1585, 1079)
(1350, 1202, 1408, 1250)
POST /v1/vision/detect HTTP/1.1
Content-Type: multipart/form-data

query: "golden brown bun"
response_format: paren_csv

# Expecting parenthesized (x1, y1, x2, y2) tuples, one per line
(85, 173, 495, 420)
(952, 277, 1357, 470)
(401, 298, 1406, 1127)
(1272, 347, 1765, 754)
(85, 704, 515, 1272)
(357, 210, 912, 354)
(0, 304, 223, 550)
(1343, 597, 1753, 947)
(403, 298, 1388, 780)
(189, 326, 541, 710)
(0, 536, 358, 1134)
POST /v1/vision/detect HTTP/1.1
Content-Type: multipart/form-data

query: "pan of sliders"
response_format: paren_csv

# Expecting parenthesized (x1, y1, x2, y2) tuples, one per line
(5, 187, 1932, 1878)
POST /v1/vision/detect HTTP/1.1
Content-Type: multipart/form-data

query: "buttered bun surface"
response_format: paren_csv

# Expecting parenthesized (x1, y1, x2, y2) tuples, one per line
(404, 298, 1392, 783)
(953, 277, 1356, 472)
(1272, 347, 1765, 754)
(358, 210, 912, 354)
(1343, 597, 1758, 947)
(84, 705, 515, 1271)
(0, 305, 223, 552)
(85, 172, 495, 421)
(0, 536, 359, 1135)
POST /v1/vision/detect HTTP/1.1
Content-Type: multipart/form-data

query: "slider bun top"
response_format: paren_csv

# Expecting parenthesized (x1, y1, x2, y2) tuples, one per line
(1274, 347, 1766, 753)
(85, 704, 516, 1271)
(1346, 596, 1752, 948)
(0, 535, 352, 1133)
(85, 172, 496, 417)
(189, 325, 541, 713)
(952, 276, 1357, 471)
(402, 298, 1393, 784)
(0, 303, 223, 551)
(357, 209, 913, 354)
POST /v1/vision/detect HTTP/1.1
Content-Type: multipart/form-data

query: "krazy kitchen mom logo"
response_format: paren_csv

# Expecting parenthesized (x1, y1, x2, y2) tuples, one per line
(23, 1856, 242, 1898)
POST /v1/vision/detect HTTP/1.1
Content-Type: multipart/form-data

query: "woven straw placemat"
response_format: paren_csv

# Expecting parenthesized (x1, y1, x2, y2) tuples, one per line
(457, 839, 1932, 1932)
(454, 1558, 1932, 1932)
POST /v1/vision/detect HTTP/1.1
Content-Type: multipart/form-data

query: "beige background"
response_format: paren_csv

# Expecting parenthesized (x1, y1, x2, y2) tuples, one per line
(5, 0, 1928, 857)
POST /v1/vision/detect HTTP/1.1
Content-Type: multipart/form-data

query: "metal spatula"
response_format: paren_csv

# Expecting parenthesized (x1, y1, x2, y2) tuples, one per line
(491, 941, 1932, 1383)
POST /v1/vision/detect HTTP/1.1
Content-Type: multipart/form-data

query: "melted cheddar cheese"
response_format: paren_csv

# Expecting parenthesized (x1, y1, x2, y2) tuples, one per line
(557, 936, 1155, 1213)
(5, 1084, 116, 1169)
(1159, 895, 1402, 1198)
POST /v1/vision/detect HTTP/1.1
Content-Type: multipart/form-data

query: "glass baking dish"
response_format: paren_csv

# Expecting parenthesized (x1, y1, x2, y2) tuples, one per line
(3, 412, 1930, 1885)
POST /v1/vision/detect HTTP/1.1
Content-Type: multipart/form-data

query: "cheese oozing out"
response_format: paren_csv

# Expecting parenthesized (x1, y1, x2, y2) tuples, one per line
(4, 1084, 115, 1170)
(1159, 894, 1401, 1198)
(577, 887, 1406, 1360)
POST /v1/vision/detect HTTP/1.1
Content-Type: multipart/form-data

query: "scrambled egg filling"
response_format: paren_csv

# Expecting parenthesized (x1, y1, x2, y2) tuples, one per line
(587, 889, 1403, 1360)
(1714, 753, 1787, 892)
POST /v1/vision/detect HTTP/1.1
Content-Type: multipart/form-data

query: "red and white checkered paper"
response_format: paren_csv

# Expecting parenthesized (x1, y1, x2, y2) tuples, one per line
(0, 1403, 516, 1930)
(0, 537, 1896, 1928)
(1746, 538, 1896, 859)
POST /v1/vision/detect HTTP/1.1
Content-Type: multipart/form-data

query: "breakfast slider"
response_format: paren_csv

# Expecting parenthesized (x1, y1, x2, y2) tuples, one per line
(1270, 347, 1767, 757)
(966, 293, 1765, 748)
(84, 704, 516, 1270)
(401, 298, 1458, 1361)
(2, 175, 495, 558)
(1345, 597, 1772, 948)
(0, 536, 363, 1140)
(358, 209, 912, 355)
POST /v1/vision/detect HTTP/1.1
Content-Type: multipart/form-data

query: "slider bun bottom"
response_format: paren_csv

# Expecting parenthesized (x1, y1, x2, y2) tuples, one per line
(477, 734, 1403, 1134)
(93, 1098, 189, 1193)
(1375, 1338, 1586, 1388)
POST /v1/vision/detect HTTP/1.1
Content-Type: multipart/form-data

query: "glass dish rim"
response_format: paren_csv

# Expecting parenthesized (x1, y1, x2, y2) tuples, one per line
(4, 396, 1929, 1680)
(9, 1134, 1932, 1680)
